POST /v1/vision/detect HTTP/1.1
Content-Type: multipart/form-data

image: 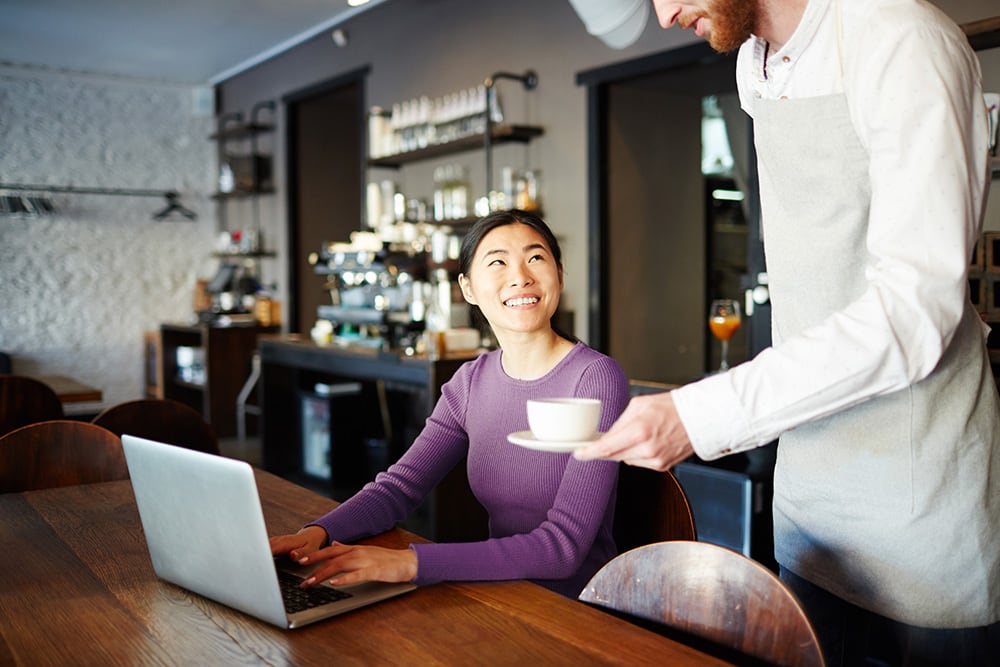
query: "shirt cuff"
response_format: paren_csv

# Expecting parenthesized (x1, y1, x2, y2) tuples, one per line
(671, 370, 754, 460)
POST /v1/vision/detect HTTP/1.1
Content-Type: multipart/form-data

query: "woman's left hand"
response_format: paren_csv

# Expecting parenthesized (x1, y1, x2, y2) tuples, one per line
(296, 542, 418, 588)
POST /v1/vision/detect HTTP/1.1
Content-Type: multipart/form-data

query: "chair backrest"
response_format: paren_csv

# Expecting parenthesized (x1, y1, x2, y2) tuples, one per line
(0, 374, 65, 437)
(614, 380, 696, 550)
(580, 541, 825, 667)
(0, 420, 129, 493)
(91, 398, 220, 455)
(614, 465, 696, 552)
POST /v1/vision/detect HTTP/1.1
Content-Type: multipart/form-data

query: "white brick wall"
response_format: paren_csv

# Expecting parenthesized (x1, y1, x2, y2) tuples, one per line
(0, 66, 218, 412)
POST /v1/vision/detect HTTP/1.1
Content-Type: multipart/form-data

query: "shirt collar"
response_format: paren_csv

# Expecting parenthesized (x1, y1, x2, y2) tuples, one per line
(748, 0, 832, 82)
(775, 0, 832, 62)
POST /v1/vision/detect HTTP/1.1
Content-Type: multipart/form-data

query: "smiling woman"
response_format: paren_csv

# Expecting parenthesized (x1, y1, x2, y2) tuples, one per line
(268, 209, 631, 599)
(457, 210, 569, 358)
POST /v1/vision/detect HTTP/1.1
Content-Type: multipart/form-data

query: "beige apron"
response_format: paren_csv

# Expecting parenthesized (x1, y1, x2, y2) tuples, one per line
(753, 11, 1000, 627)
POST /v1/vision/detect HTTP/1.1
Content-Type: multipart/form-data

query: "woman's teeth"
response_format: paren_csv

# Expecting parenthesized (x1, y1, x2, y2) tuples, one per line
(505, 297, 539, 307)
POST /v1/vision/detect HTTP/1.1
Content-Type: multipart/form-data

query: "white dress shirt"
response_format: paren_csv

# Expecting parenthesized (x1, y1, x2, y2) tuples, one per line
(672, 0, 992, 460)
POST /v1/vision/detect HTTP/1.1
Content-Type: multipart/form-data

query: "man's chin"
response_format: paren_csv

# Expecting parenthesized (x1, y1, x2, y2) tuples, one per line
(707, 35, 748, 53)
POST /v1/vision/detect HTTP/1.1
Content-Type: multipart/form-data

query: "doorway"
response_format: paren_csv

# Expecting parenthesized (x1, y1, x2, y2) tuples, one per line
(284, 68, 368, 334)
(577, 43, 769, 384)
(578, 43, 777, 569)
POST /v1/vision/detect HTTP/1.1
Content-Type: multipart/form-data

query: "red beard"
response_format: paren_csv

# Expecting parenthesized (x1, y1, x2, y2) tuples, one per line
(705, 0, 757, 53)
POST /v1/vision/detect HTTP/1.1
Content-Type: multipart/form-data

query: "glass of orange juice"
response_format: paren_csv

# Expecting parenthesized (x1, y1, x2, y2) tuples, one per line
(709, 299, 741, 372)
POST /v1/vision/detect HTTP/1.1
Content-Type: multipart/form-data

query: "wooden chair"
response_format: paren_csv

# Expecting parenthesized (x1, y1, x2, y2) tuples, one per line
(580, 541, 824, 667)
(0, 374, 65, 438)
(0, 420, 129, 493)
(614, 379, 696, 552)
(614, 465, 696, 553)
(92, 398, 220, 455)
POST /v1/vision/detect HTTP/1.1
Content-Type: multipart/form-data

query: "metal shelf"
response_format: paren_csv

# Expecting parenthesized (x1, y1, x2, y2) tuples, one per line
(368, 125, 543, 168)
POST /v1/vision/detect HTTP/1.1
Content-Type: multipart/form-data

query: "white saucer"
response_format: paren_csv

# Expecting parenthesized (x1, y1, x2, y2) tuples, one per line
(507, 430, 602, 453)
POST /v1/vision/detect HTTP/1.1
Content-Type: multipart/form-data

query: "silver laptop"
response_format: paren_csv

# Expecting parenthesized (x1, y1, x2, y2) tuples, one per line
(121, 434, 416, 629)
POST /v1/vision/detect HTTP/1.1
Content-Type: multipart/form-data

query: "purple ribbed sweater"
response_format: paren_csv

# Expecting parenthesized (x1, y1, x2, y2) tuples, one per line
(309, 342, 629, 597)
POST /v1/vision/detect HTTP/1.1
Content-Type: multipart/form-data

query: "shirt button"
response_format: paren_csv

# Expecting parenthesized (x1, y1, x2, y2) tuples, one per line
(780, 96, 788, 100)
(782, 56, 791, 63)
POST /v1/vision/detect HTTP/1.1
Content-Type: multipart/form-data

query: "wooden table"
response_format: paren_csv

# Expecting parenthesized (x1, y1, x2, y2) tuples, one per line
(32, 374, 103, 404)
(0, 472, 726, 666)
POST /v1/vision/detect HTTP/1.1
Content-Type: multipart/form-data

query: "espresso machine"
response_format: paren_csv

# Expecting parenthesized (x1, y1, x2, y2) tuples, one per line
(312, 240, 430, 350)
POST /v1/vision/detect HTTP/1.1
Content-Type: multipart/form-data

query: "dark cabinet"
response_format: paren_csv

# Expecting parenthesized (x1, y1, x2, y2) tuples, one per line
(160, 323, 277, 438)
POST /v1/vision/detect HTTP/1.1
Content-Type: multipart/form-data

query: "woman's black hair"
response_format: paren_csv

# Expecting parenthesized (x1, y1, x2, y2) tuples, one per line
(458, 208, 562, 276)
(458, 208, 578, 343)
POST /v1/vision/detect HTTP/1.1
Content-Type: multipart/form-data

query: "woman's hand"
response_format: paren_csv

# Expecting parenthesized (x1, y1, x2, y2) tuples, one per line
(269, 525, 328, 562)
(296, 543, 418, 588)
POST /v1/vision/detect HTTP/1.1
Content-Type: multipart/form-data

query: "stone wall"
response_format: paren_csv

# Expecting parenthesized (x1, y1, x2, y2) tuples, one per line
(0, 66, 217, 412)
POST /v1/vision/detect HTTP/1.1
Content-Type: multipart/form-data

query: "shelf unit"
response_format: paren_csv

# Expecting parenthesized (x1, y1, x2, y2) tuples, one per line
(159, 323, 278, 438)
(210, 100, 277, 291)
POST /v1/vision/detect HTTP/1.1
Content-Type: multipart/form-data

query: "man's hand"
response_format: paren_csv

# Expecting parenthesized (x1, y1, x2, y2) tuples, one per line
(574, 391, 694, 471)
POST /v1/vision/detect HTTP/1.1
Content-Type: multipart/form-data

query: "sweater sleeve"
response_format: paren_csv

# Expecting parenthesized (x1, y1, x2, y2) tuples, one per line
(411, 354, 628, 585)
(307, 369, 473, 543)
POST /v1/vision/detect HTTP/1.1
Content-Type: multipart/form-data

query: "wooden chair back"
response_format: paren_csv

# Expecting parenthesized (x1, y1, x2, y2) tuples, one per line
(614, 380, 695, 552)
(614, 465, 696, 552)
(580, 541, 824, 667)
(0, 420, 129, 493)
(0, 374, 65, 437)
(92, 398, 220, 455)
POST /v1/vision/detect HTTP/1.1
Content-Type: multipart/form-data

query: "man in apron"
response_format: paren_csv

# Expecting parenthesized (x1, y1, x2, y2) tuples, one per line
(577, 1, 1000, 663)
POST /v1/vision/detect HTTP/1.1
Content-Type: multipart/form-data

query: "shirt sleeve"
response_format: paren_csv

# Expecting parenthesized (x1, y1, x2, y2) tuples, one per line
(675, 11, 990, 459)
(412, 355, 629, 585)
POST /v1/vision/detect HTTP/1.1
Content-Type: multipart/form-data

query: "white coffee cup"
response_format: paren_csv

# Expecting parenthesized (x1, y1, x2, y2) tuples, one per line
(526, 398, 602, 442)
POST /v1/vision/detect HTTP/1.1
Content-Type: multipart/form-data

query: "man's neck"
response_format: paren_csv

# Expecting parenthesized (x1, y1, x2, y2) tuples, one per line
(757, 0, 809, 51)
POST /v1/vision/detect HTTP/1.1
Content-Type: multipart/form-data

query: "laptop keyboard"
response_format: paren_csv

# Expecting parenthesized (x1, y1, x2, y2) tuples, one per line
(277, 569, 353, 614)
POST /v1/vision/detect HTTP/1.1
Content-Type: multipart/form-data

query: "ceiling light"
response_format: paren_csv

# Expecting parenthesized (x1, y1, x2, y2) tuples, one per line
(347, 0, 370, 6)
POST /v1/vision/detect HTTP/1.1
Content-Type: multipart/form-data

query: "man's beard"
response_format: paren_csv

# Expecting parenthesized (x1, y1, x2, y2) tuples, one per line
(706, 0, 757, 53)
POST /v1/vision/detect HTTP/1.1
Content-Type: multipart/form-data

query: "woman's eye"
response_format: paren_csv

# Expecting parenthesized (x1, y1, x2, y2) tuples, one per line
(528, 254, 545, 263)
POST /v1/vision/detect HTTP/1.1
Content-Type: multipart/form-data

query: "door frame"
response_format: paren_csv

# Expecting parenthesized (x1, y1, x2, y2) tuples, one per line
(575, 43, 769, 358)
(282, 66, 370, 333)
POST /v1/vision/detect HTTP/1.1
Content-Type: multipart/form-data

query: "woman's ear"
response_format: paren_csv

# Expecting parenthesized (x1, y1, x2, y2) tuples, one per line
(458, 273, 477, 305)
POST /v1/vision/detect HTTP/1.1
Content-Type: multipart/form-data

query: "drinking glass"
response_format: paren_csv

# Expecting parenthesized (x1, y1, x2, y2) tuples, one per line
(708, 299, 741, 372)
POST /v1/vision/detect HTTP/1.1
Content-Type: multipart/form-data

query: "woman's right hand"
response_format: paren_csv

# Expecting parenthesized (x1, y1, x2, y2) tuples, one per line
(269, 525, 329, 562)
